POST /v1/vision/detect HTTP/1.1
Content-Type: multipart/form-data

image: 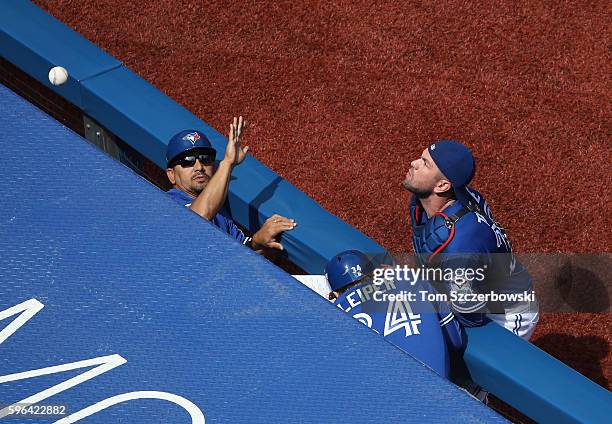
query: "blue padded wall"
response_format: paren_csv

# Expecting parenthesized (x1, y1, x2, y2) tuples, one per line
(464, 323, 612, 424)
(0, 84, 504, 422)
(0, 0, 121, 106)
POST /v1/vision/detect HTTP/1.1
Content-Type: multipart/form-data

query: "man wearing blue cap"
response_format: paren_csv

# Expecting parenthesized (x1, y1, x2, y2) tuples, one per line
(166, 117, 296, 251)
(402, 140, 539, 340)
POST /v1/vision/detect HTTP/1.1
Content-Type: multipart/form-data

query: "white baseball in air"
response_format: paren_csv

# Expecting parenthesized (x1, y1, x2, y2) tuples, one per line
(48, 66, 69, 86)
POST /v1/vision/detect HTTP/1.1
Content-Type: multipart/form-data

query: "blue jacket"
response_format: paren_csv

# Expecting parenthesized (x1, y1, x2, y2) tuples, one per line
(334, 278, 463, 378)
(166, 189, 251, 246)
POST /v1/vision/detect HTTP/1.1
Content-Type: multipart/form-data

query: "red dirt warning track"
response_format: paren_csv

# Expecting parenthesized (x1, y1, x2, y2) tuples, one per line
(33, 1, 610, 390)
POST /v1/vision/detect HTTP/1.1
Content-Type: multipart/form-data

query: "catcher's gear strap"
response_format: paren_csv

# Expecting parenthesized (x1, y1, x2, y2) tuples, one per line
(428, 206, 471, 264)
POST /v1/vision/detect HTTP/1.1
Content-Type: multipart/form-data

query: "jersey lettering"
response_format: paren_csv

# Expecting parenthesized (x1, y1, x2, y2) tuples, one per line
(466, 187, 481, 203)
(346, 290, 363, 308)
(383, 299, 422, 337)
(491, 222, 511, 250)
(474, 211, 487, 225)
(352, 313, 373, 328)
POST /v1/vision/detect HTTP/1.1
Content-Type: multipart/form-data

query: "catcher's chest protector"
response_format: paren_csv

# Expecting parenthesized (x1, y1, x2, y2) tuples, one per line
(411, 202, 471, 265)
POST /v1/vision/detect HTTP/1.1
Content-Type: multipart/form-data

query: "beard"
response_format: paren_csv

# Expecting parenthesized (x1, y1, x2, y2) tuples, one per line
(402, 179, 433, 198)
(191, 172, 211, 194)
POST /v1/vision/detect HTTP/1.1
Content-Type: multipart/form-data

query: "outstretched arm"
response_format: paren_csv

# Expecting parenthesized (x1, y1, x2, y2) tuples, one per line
(190, 116, 248, 220)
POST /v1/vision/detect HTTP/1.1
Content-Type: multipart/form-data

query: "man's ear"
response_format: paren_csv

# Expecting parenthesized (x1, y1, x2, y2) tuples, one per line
(433, 178, 452, 195)
(166, 168, 176, 185)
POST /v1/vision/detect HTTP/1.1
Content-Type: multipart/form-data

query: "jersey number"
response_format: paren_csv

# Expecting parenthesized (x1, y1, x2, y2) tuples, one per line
(384, 300, 422, 337)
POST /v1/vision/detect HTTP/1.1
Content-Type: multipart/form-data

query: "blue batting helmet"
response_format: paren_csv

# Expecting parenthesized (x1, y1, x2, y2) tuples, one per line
(166, 130, 216, 167)
(325, 250, 373, 291)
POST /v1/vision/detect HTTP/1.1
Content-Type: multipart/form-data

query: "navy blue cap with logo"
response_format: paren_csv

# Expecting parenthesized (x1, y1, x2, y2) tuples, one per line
(427, 140, 476, 207)
(166, 130, 216, 167)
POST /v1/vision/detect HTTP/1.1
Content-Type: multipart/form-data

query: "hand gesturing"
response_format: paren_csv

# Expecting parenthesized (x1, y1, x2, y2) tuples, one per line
(225, 116, 249, 166)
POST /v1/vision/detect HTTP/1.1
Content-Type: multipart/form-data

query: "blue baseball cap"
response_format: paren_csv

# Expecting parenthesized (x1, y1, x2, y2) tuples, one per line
(428, 140, 476, 206)
(166, 130, 216, 167)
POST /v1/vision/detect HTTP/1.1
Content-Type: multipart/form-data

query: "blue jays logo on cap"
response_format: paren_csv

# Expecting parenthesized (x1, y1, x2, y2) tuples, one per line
(166, 129, 215, 167)
(182, 131, 201, 145)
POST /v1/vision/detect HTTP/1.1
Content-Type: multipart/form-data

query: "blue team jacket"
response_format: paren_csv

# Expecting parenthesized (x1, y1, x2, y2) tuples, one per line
(166, 189, 251, 245)
(334, 278, 463, 378)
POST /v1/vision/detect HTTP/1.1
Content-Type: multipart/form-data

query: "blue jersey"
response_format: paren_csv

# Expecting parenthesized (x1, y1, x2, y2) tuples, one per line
(167, 189, 251, 246)
(334, 279, 463, 378)
(409, 187, 533, 327)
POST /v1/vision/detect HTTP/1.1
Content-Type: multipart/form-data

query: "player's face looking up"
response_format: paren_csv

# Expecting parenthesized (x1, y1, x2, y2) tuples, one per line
(166, 153, 214, 198)
(402, 148, 451, 198)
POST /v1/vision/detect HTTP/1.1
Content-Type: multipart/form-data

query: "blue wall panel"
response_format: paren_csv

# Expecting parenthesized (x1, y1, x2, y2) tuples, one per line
(0, 0, 121, 106)
(464, 324, 612, 424)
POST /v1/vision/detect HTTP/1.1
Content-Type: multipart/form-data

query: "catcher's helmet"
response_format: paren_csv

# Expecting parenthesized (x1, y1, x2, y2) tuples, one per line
(325, 250, 373, 291)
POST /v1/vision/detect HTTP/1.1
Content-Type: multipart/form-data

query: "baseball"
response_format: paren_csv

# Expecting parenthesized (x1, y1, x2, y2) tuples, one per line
(48, 66, 69, 86)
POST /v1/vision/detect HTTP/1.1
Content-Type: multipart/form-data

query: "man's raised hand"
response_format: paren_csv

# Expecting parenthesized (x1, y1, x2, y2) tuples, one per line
(225, 116, 249, 166)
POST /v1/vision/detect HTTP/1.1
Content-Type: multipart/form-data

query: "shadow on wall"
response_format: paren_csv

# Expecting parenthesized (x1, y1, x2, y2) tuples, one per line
(533, 333, 610, 390)
(248, 176, 283, 230)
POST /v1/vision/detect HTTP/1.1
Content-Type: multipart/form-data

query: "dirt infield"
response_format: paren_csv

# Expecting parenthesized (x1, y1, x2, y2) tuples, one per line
(34, 0, 610, 392)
